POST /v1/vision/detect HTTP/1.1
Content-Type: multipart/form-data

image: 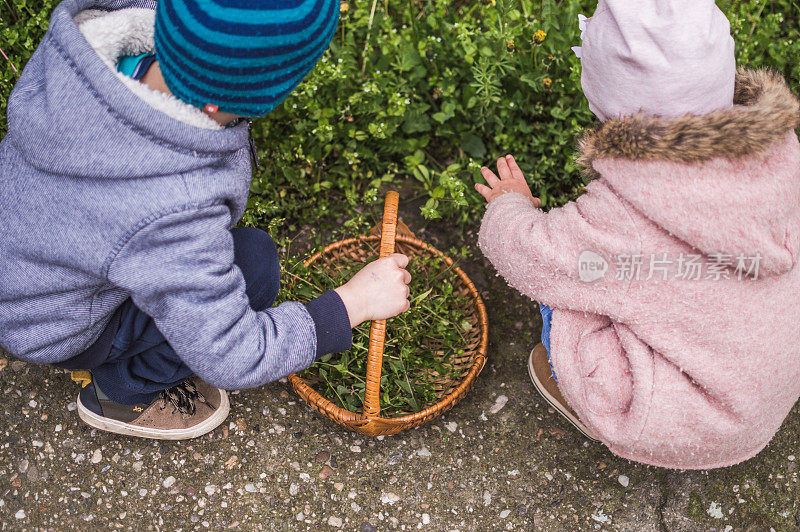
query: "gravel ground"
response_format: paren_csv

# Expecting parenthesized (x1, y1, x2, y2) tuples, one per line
(2, 216, 799, 531)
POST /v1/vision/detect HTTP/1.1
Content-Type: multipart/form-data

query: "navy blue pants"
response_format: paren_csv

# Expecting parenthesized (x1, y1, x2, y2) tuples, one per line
(65, 228, 280, 405)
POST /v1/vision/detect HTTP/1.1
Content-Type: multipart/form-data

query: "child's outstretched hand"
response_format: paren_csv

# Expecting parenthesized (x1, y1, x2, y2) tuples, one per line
(335, 254, 412, 328)
(476, 155, 541, 207)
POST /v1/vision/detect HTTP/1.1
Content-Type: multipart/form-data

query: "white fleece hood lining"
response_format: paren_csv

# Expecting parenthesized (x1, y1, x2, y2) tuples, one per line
(75, 8, 222, 131)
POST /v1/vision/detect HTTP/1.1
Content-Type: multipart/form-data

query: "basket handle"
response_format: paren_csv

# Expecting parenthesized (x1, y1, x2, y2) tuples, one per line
(362, 191, 400, 418)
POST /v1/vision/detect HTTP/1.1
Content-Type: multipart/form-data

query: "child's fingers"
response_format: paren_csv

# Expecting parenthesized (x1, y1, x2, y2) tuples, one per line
(388, 253, 409, 268)
(480, 166, 500, 187)
(505, 155, 526, 181)
(402, 269, 412, 284)
(475, 183, 493, 201)
(497, 156, 512, 180)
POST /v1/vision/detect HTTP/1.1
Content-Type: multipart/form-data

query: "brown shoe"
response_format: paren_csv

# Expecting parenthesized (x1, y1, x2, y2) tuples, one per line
(77, 377, 229, 440)
(528, 344, 598, 441)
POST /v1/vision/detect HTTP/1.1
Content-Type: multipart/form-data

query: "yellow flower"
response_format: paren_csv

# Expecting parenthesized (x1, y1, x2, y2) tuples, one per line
(506, 39, 515, 51)
(543, 78, 552, 88)
(340, 2, 349, 13)
(533, 30, 547, 44)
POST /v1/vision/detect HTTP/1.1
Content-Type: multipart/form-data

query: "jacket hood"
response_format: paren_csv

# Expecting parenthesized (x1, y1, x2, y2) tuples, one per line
(577, 69, 800, 277)
(5, 0, 249, 179)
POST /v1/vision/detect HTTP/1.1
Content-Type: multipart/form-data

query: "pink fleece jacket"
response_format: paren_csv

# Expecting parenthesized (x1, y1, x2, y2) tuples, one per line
(479, 69, 800, 469)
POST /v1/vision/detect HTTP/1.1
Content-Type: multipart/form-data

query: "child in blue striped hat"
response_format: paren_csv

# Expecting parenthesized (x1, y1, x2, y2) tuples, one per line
(121, 0, 342, 125)
(0, 0, 412, 440)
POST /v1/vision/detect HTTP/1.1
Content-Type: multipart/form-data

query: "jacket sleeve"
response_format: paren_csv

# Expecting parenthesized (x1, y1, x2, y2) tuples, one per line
(478, 182, 643, 313)
(106, 202, 352, 390)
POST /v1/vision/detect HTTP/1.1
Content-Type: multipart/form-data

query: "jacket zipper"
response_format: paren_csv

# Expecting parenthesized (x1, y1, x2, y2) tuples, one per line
(247, 119, 260, 170)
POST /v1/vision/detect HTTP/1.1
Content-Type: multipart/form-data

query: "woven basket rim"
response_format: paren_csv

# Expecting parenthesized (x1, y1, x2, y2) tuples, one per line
(288, 234, 489, 428)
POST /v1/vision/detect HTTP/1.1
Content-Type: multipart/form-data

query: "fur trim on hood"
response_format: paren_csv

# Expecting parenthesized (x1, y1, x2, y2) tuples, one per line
(577, 68, 800, 175)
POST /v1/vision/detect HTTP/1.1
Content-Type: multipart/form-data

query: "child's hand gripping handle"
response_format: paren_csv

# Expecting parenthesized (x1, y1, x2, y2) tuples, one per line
(362, 191, 400, 418)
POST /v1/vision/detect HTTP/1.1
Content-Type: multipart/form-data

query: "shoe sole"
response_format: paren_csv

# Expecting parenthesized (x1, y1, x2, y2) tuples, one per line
(77, 390, 230, 441)
(528, 348, 599, 442)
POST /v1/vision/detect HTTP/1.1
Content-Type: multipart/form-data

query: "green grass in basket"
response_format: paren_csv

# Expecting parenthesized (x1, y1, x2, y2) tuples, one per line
(282, 248, 474, 417)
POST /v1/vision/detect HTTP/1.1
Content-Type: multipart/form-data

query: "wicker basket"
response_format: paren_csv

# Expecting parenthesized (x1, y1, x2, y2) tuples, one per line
(288, 191, 489, 436)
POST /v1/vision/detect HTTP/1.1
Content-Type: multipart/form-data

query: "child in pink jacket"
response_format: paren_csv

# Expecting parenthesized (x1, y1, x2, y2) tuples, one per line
(477, 0, 800, 469)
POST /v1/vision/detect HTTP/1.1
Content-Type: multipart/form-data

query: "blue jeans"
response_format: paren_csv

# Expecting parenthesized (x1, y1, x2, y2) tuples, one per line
(539, 303, 557, 382)
(65, 228, 280, 404)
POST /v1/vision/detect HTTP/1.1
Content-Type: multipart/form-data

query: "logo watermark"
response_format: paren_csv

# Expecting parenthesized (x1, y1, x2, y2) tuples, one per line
(577, 250, 609, 283)
(577, 251, 762, 283)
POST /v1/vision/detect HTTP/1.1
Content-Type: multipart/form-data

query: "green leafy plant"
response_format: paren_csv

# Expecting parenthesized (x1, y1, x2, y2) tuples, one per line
(247, 0, 596, 229)
(243, 0, 800, 231)
(281, 244, 475, 416)
(2, 0, 799, 233)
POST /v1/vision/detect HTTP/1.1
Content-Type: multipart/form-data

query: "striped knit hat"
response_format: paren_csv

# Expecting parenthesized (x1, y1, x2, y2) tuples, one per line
(154, 0, 340, 117)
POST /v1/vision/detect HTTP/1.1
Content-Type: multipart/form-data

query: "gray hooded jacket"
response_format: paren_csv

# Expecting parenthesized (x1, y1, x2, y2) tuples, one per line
(0, 0, 351, 389)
